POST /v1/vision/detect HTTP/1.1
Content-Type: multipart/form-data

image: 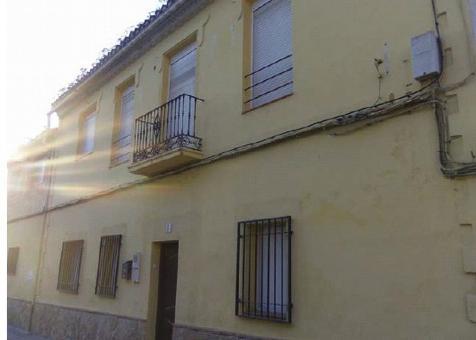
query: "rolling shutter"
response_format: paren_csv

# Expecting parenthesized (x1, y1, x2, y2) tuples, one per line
(251, 0, 293, 107)
(169, 42, 197, 100)
(119, 86, 135, 145)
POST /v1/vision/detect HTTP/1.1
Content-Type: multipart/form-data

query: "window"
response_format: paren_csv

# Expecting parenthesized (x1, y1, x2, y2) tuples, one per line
(471, 0, 476, 41)
(79, 109, 96, 155)
(165, 42, 198, 138)
(112, 82, 135, 165)
(57, 240, 84, 293)
(168, 42, 197, 100)
(245, 0, 293, 109)
(95, 235, 122, 298)
(236, 216, 292, 323)
(7, 247, 19, 275)
(33, 158, 47, 186)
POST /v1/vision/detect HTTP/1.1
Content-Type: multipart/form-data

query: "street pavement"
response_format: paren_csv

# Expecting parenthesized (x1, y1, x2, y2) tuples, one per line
(7, 326, 48, 340)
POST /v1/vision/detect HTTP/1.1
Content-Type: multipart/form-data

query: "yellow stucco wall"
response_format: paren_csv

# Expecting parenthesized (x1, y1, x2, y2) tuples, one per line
(48, 0, 476, 206)
(36, 110, 476, 339)
(8, 0, 476, 338)
(7, 215, 44, 302)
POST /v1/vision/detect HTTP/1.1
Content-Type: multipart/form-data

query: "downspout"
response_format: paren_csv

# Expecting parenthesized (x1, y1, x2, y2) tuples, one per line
(430, 0, 476, 177)
(28, 137, 56, 332)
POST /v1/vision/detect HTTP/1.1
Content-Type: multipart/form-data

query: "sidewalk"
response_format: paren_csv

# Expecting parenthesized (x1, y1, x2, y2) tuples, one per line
(7, 326, 48, 340)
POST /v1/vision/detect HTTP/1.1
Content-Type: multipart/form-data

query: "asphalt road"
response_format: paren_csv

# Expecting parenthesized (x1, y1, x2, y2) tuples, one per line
(7, 326, 48, 340)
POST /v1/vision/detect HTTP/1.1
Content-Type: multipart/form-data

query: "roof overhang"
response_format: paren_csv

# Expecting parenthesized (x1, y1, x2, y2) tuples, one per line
(52, 0, 213, 115)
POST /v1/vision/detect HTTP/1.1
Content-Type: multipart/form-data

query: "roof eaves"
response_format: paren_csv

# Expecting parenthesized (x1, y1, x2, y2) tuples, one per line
(52, 0, 210, 110)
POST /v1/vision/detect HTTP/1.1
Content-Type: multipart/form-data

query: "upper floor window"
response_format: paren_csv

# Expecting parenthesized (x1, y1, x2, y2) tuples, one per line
(111, 80, 135, 166)
(471, 0, 476, 41)
(33, 158, 47, 187)
(168, 41, 197, 100)
(78, 109, 96, 155)
(245, 0, 293, 109)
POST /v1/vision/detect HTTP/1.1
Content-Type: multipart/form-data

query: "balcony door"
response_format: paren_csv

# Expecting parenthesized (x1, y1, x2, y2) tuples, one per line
(168, 42, 197, 137)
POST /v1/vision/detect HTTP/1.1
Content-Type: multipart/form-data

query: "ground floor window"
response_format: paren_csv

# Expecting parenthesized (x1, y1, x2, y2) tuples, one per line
(7, 247, 19, 275)
(236, 216, 292, 322)
(57, 240, 84, 293)
(95, 235, 122, 298)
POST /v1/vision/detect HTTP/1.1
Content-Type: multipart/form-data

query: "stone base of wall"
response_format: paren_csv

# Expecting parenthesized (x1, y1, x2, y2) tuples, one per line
(173, 324, 278, 340)
(30, 302, 146, 340)
(7, 298, 33, 331)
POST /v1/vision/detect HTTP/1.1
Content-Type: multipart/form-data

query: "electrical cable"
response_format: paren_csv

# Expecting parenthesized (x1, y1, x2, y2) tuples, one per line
(8, 83, 437, 223)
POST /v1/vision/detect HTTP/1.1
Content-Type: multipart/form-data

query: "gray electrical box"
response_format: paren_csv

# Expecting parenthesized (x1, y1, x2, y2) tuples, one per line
(411, 31, 441, 81)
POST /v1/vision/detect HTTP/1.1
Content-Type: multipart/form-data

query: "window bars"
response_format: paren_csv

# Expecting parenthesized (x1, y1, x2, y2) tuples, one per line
(95, 235, 122, 298)
(236, 216, 292, 323)
(57, 240, 84, 293)
(7, 247, 19, 275)
(133, 94, 203, 163)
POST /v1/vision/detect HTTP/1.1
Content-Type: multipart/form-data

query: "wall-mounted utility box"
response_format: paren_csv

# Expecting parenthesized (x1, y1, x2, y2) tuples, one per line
(411, 31, 441, 81)
(132, 252, 141, 283)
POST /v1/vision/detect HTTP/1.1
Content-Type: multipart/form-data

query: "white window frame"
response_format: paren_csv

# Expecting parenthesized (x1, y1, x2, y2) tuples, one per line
(118, 85, 135, 145)
(81, 111, 96, 155)
(36, 159, 47, 185)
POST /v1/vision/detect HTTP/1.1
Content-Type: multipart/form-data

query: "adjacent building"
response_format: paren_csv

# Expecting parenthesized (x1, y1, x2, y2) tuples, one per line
(7, 0, 476, 339)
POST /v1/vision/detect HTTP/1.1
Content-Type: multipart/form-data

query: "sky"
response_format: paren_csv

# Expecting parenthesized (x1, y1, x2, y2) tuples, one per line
(5, 0, 165, 158)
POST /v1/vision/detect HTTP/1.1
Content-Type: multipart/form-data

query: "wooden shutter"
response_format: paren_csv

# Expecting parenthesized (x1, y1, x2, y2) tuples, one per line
(7, 247, 19, 275)
(57, 240, 84, 293)
(95, 235, 122, 298)
(251, 0, 293, 107)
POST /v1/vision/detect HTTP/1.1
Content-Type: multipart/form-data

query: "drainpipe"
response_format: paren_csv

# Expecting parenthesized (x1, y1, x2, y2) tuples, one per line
(430, 0, 476, 177)
(28, 133, 56, 332)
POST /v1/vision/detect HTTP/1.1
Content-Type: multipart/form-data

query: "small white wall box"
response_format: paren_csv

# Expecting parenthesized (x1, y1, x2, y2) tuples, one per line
(411, 31, 441, 81)
(132, 252, 141, 283)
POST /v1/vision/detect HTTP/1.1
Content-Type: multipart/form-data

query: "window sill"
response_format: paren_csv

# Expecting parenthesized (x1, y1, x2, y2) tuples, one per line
(109, 159, 130, 169)
(76, 151, 94, 161)
(237, 312, 290, 324)
(242, 92, 294, 115)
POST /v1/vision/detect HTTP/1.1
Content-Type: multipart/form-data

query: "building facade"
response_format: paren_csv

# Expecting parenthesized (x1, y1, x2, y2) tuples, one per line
(7, 0, 476, 339)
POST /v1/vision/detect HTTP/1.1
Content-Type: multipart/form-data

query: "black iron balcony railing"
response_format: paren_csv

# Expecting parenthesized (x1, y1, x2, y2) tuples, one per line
(132, 94, 204, 163)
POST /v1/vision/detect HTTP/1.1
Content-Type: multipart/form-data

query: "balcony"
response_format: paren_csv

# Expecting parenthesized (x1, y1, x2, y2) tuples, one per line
(128, 94, 204, 176)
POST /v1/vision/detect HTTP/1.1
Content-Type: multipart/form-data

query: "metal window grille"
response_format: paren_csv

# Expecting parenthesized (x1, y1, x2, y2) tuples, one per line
(235, 216, 292, 323)
(57, 240, 84, 293)
(7, 247, 19, 275)
(95, 235, 122, 298)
